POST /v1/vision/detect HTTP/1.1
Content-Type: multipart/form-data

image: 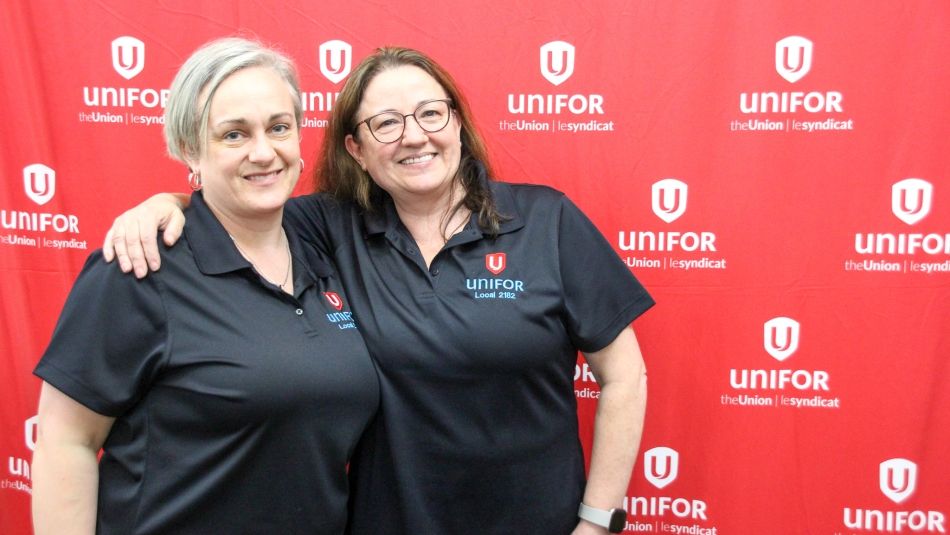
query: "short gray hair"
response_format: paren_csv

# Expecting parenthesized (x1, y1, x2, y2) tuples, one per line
(164, 37, 302, 164)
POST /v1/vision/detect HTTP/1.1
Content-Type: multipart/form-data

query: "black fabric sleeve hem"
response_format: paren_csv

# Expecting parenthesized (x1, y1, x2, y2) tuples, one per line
(34, 360, 125, 417)
(576, 293, 655, 354)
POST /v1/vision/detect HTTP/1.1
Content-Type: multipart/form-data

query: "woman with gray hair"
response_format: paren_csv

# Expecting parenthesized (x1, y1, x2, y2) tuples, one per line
(30, 37, 378, 534)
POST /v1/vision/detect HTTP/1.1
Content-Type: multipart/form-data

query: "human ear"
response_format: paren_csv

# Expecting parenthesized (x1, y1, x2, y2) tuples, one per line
(344, 134, 367, 171)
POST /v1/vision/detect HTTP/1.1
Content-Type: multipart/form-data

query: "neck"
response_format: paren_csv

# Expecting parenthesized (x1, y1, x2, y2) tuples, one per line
(391, 183, 469, 242)
(391, 184, 471, 268)
(227, 223, 294, 294)
(213, 210, 285, 251)
(207, 203, 293, 292)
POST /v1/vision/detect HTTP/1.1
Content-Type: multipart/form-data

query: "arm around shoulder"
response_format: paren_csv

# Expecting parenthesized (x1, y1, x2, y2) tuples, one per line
(102, 192, 191, 278)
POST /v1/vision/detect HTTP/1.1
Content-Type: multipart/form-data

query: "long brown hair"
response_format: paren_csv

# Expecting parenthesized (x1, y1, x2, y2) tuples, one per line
(316, 46, 504, 234)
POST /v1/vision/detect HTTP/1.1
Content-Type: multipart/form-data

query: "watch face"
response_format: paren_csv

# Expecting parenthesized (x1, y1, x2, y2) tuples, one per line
(608, 509, 627, 533)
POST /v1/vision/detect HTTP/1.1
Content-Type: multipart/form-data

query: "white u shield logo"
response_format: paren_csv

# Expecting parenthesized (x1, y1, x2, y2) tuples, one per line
(319, 40, 352, 84)
(112, 36, 145, 80)
(775, 36, 812, 83)
(764, 317, 799, 362)
(644, 446, 679, 489)
(651, 179, 687, 223)
(891, 178, 932, 225)
(23, 163, 55, 206)
(540, 41, 575, 86)
(879, 458, 917, 504)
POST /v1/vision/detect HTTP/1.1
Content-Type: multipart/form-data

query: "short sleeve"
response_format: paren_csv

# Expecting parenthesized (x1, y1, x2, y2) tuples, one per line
(557, 195, 654, 353)
(33, 251, 168, 417)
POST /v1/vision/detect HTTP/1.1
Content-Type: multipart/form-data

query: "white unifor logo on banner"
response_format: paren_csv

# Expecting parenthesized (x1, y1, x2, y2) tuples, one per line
(844, 458, 944, 531)
(619, 178, 724, 269)
(651, 179, 688, 224)
(82, 36, 166, 116)
(5, 164, 82, 241)
(319, 40, 352, 84)
(849, 177, 945, 267)
(891, 178, 933, 226)
(764, 317, 800, 362)
(880, 458, 917, 504)
(112, 36, 145, 80)
(726, 314, 832, 400)
(736, 34, 851, 130)
(775, 35, 812, 83)
(644, 446, 679, 489)
(23, 164, 55, 206)
(627, 447, 712, 527)
(504, 39, 610, 127)
(540, 41, 575, 86)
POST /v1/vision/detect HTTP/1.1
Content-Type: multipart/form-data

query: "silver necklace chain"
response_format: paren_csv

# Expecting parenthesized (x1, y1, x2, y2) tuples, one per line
(230, 230, 292, 291)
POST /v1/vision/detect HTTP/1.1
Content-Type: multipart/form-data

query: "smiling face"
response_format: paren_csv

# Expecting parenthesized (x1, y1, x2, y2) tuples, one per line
(344, 65, 462, 207)
(189, 66, 301, 223)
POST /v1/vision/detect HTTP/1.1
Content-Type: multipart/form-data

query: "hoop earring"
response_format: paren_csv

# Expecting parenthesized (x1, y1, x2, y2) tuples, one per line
(188, 169, 202, 191)
(299, 158, 305, 173)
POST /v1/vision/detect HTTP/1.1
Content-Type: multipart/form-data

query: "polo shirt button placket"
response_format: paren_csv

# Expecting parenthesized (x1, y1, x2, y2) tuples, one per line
(404, 246, 431, 274)
(295, 308, 304, 316)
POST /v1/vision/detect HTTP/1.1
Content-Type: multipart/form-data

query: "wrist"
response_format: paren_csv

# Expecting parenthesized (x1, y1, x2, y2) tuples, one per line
(576, 517, 610, 534)
(578, 502, 627, 533)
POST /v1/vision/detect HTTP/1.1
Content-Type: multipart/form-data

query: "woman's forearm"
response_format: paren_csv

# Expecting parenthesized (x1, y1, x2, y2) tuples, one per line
(583, 371, 647, 508)
(32, 382, 114, 535)
(578, 327, 648, 526)
(32, 441, 101, 535)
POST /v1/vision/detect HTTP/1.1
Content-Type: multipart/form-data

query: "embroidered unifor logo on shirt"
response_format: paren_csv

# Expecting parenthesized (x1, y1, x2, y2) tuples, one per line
(322, 291, 355, 330)
(485, 252, 506, 275)
(466, 252, 526, 301)
(323, 291, 344, 311)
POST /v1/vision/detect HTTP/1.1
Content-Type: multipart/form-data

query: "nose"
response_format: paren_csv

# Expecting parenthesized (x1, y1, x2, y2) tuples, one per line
(248, 134, 277, 163)
(400, 115, 429, 145)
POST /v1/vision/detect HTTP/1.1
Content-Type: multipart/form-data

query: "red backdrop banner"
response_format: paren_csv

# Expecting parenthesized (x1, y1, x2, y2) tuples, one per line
(2, 1, 948, 533)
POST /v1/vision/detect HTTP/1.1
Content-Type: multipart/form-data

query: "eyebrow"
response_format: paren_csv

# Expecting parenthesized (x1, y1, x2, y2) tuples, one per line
(368, 97, 448, 115)
(213, 112, 294, 128)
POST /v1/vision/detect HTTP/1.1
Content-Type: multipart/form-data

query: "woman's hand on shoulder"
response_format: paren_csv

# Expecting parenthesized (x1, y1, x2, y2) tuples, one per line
(102, 193, 190, 278)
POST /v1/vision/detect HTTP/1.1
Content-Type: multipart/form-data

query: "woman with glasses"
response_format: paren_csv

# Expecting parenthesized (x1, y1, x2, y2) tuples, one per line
(103, 46, 653, 535)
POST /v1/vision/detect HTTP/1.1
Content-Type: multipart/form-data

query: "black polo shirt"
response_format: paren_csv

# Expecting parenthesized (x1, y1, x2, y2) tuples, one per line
(285, 174, 654, 535)
(34, 191, 379, 535)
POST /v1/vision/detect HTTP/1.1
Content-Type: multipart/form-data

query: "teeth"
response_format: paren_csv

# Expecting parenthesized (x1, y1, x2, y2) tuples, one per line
(246, 171, 278, 181)
(401, 154, 434, 165)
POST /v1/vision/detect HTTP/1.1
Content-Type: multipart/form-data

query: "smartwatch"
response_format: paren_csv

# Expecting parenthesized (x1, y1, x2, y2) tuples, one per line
(578, 502, 627, 533)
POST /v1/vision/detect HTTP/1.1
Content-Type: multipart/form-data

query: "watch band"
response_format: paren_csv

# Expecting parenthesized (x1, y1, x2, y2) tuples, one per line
(578, 502, 627, 533)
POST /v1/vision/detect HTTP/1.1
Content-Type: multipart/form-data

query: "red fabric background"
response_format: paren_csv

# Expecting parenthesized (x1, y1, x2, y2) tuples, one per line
(2, 1, 948, 533)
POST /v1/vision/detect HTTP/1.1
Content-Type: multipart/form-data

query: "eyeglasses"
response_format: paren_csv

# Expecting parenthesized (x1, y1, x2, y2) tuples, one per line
(354, 98, 454, 143)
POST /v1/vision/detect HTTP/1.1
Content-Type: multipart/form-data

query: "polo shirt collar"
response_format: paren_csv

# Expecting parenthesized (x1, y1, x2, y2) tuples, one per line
(184, 191, 248, 276)
(360, 195, 399, 238)
(489, 179, 525, 235)
(184, 191, 333, 279)
(359, 160, 525, 239)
